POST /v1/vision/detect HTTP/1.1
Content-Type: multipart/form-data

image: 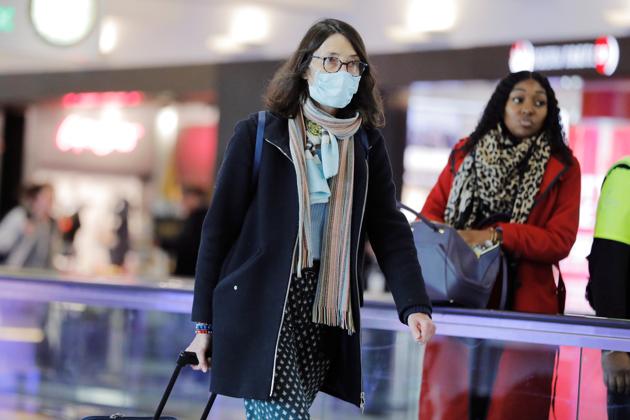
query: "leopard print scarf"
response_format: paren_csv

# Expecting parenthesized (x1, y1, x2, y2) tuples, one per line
(444, 124, 551, 229)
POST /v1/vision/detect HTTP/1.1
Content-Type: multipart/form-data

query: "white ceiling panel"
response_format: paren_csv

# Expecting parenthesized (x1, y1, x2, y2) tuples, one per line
(0, 0, 627, 74)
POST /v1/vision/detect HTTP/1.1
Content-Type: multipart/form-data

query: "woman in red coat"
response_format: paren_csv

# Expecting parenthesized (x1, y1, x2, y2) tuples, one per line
(419, 71, 581, 420)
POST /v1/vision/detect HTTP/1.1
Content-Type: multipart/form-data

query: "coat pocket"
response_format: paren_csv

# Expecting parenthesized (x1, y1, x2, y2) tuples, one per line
(214, 247, 263, 295)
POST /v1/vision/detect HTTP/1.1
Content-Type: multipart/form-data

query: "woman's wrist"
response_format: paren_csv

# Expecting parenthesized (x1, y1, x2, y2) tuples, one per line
(195, 322, 212, 334)
(495, 227, 503, 244)
(489, 227, 503, 244)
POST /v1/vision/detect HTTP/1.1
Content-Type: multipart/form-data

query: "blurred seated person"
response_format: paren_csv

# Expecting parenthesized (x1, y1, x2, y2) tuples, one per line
(0, 183, 58, 269)
(587, 156, 630, 420)
(160, 185, 209, 277)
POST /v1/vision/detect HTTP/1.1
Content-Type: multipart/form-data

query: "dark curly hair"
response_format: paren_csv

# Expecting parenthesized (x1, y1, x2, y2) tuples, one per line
(464, 71, 573, 165)
(264, 18, 384, 128)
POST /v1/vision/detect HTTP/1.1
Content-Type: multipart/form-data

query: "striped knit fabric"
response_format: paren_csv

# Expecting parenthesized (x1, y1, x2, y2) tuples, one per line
(287, 99, 362, 334)
(310, 203, 328, 260)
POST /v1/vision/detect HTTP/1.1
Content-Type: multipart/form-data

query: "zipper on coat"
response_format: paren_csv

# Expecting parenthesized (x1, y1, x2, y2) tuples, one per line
(355, 157, 369, 412)
(267, 137, 298, 396)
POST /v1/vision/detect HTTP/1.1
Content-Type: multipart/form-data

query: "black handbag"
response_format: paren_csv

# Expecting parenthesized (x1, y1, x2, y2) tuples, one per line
(399, 203, 508, 309)
(82, 351, 216, 420)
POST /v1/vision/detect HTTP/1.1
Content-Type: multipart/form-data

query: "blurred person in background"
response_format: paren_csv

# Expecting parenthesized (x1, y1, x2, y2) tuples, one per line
(58, 208, 81, 257)
(186, 18, 435, 418)
(587, 156, 630, 419)
(159, 185, 209, 277)
(109, 198, 130, 269)
(420, 71, 580, 419)
(0, 183, 59, 269)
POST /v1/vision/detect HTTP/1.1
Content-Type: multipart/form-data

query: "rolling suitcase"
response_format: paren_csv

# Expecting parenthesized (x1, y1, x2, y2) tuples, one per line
(82, 351, 216, 420)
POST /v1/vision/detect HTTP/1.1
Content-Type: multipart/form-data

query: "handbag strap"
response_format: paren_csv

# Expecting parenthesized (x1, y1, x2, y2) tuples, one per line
(554, 263, 566, 314)
(252, 111, 266, 190)
(358, 128, 369, 156)
(397, 201, 441, 233)
(498, 252, 509, 310)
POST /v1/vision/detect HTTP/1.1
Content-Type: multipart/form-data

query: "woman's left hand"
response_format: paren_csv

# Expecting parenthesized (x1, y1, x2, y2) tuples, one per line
(407, 313, 436, 344)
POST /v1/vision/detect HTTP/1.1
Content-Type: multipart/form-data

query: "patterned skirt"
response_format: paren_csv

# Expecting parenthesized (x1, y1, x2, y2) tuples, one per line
(244, 266, 330, 419)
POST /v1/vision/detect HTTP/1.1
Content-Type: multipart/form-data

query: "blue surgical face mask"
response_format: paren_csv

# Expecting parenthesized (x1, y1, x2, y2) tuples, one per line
(308, 70, 361, 109)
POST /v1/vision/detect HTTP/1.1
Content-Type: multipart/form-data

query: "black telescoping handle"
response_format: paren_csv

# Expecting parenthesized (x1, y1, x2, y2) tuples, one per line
(153, 351, 216, 420)
(397, 201, 441, 233)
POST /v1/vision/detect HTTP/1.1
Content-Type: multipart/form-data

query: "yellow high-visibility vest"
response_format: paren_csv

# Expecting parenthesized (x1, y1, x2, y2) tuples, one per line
(594, 156, 630, 246)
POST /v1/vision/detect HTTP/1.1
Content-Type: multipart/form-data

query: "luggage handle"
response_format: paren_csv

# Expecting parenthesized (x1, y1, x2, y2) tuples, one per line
(153, 351, 216, 420)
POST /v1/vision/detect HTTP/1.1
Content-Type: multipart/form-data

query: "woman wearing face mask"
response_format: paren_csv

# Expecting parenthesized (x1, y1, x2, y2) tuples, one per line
(419, 71, 580, 419)
(185, 18, 435, 418)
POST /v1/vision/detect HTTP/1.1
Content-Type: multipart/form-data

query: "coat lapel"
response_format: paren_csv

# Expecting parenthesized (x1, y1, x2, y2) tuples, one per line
(534, 155, 570, 205)
(263, 112, 292, 162)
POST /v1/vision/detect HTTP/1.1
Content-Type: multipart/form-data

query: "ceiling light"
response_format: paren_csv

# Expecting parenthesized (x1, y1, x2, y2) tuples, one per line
(30, 0, 98, 47)
(406, 0, 457, 33)
(206, 35, 246, 53)
(387, 0, 457, 43)
(229, 6, 270, 45)
(99, 17, 118, 54)
(604, 7, 630, 27)
(386, 26, 430, 43)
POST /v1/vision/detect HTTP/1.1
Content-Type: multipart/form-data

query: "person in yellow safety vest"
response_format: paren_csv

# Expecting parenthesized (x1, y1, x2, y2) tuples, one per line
(587, 155, 630, 420)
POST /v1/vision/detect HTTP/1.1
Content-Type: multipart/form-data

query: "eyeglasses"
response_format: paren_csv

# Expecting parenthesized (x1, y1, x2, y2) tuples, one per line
(311, 55, 368, 76)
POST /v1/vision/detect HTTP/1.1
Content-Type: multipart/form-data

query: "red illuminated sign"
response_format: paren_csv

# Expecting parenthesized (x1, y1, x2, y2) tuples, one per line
(509, 36, 619, 76)
(594, 36, 619, 76)
(56, 114, 145, 156)
(61, 91, 144, 108)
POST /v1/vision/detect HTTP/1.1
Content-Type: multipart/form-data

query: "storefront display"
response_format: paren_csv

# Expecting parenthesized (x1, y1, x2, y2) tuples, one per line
(22, 92, 219, 277)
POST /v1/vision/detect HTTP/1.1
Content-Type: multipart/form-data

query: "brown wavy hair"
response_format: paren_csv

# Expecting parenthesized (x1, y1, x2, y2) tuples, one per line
(264, 18, 384, 128)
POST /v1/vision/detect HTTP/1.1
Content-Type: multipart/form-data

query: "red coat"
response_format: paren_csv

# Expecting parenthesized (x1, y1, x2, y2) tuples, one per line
(421, 139, 581, 314)
(419, 139, 581, 420)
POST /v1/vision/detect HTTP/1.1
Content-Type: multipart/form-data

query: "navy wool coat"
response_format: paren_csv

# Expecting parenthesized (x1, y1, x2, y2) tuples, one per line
(192, 111, 431, 407)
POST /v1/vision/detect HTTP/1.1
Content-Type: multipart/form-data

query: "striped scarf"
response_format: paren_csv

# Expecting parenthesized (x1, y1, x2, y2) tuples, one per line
(288, 99, 362, 333)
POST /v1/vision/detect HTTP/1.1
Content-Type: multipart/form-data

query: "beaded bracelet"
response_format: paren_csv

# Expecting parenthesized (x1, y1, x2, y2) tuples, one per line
(495, 227, 503, 244)
(489, 227, 503, 244)
(195, 322, 212, 334)
(489, 228, 498, 243)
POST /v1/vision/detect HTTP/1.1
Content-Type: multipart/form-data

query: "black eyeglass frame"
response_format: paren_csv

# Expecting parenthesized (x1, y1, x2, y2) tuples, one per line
(311, 55, 368, 76)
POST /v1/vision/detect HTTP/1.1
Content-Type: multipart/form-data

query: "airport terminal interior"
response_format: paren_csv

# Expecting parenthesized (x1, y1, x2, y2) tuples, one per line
(1, 0, 630, 419)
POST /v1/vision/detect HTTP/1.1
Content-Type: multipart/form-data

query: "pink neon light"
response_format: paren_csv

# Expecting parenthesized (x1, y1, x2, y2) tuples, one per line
(61, 91, 144, 108)
(56, 114, 145, 156)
